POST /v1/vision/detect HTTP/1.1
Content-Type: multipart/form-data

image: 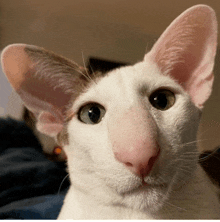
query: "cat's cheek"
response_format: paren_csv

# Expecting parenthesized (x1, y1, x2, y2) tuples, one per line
(66, 118, 114, 165)
(149, 95, 201, 177)
(158, 100, 201, 186)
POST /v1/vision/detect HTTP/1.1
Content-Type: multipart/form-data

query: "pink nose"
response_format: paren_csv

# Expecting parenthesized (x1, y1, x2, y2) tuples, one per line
(115, 148, 160, 177)
(109, 107, 160, 177)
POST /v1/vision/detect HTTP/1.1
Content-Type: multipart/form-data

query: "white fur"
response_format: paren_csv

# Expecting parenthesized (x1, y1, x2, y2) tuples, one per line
(1, 4, 219, 220)
(58, 61, 220, 219)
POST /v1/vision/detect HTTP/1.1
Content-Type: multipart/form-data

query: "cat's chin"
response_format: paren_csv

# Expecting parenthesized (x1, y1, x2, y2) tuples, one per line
(121, 183, 169, 213)
(98, 167, 172, 212)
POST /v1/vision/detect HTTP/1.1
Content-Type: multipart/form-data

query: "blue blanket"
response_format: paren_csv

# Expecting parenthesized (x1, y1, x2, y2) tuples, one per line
(0, 118, 70, 219)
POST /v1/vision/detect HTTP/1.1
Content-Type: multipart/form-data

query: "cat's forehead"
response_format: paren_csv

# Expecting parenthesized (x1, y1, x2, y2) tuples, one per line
(73, 60, 183, 109)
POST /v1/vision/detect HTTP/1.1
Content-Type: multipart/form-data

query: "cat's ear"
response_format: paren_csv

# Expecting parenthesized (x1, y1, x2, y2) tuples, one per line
(146, 5, 218, 108)
(1, 44, 89, 137)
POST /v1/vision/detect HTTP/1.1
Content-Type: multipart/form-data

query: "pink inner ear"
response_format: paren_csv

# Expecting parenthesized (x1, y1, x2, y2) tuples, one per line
(37, 112, 63, 137)
(1, 43, 88, 137)
(1, 44, 29, 90)
(146, 5, 217, 108)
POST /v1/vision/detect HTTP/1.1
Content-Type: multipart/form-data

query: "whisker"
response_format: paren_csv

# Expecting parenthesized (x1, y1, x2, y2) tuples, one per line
(164, 200, 187, 212)
(157, 190, 188, 213)
(199, 148, 220, 162)
(178, 153, 199, 158)
(176, 167, 192, 174)
(211, 155, 220, 161)
(156, 175, 168, 187)
(175, 158, 197, 162)
(57, 174, 69, 196)
(179, 150, 200, 154)
(198, 127, 218, 137)
(177, 139, 209, 148)
(76, 67, 93, 83)
(81, 50, 97, 84)
(88, 61, 97, 82)
(179, 152, 199, 155)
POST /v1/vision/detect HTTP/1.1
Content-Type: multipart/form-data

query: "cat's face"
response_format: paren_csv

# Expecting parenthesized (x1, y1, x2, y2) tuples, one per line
(1, 4, 217, 214)
(65, 60, 201, 212)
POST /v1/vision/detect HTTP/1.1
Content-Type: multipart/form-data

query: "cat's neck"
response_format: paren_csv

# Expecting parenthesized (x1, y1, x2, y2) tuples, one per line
(58, 165, 219, 219)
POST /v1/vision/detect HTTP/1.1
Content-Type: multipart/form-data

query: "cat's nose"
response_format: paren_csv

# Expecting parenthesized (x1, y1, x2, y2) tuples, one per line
(109, 106, 160, 177)
(114, 144, 160, 177)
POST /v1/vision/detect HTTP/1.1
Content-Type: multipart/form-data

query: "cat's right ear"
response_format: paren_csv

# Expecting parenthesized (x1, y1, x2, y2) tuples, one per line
(1, 44, 89, 137)
(146, 5, 218, 109)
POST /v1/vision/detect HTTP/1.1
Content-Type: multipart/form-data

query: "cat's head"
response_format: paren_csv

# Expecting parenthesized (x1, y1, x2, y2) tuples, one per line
(1, 5, 217, 213)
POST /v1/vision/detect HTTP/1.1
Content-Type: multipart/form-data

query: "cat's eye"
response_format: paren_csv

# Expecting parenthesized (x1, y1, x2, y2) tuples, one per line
(149, 89, 175, 110)
(78, 103, 106, 124)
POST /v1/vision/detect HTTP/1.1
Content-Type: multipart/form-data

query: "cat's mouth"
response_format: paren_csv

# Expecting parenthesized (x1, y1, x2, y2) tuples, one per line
(119, 179, 168, 195)
(141, 180, 167, 190)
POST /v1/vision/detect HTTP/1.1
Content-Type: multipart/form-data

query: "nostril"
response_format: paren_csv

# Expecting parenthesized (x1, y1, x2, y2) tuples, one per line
(147, 155, 158, 173)
(125, 162, 133, 167)
(136, 149, 160, 177)
(147, 149, 160, 172)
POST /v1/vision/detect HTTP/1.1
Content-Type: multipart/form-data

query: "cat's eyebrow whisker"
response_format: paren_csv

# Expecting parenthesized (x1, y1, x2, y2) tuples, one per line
(81, 50, 97, 85)
(88, 61, 97, 82)
(75, 67, 93, 83)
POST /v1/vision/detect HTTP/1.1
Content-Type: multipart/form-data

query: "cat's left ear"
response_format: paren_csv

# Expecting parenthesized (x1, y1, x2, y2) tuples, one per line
(146, 5, 218, 109)
(1, 44, 89, 137)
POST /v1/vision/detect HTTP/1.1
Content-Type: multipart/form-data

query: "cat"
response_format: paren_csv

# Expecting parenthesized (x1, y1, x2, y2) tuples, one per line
(1, 4, 220, 219)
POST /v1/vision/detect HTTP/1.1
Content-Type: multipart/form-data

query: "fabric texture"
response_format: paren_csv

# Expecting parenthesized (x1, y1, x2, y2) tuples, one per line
(0, 117, 69, 219)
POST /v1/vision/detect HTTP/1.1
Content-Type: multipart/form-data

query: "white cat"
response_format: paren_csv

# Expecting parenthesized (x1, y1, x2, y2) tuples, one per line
(1, 4, 220, 219)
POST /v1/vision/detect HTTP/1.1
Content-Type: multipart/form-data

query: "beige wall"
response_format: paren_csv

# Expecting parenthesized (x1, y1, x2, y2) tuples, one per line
(1, 0, 220, 151)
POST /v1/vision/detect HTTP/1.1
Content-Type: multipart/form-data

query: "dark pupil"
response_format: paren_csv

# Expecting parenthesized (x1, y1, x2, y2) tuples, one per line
(88, 106, 101, 123)
(154, 93, 167, 109)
